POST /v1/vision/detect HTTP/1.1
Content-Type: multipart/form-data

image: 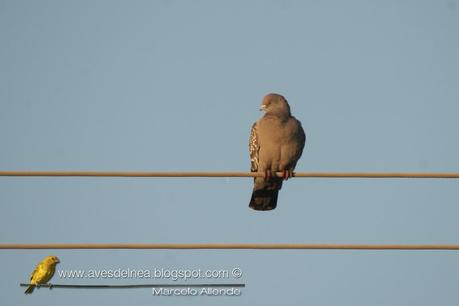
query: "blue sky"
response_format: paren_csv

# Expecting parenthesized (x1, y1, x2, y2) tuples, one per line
(1, 0, 458, 305)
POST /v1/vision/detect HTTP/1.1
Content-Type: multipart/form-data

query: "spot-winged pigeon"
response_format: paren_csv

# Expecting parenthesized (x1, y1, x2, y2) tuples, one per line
(249, 93, 306, 211)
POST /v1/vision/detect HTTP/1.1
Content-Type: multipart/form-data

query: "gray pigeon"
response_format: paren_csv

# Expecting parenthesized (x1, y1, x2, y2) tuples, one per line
(249, 93, 306, 211)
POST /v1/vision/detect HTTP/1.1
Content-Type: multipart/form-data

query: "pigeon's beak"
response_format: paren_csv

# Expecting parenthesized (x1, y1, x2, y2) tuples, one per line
(259, 104, 267, 112)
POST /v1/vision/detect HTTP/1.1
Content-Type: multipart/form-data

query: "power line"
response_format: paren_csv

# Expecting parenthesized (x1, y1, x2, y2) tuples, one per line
(1, 171, 459, 178)
(3, 243, 459, 250)
(2, 172, 458, 252)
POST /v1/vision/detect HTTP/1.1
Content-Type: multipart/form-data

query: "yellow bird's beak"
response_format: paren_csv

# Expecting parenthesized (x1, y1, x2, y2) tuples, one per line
(259, 104, 267, 111)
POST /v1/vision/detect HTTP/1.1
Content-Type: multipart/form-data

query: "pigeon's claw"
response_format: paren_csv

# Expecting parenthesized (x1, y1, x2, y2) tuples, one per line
(282, 169, 293, 180)
(264, 169, 272, 181)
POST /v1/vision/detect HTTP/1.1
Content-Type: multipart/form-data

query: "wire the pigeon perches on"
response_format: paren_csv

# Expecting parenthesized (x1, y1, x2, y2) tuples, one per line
(1, 171, 459, 178)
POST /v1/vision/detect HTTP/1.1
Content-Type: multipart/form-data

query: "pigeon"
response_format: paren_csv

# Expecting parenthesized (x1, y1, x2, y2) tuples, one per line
(249, 93, 305, 210)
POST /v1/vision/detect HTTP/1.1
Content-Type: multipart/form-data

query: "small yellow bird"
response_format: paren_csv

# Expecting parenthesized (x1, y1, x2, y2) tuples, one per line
(25, 256, 60, 294)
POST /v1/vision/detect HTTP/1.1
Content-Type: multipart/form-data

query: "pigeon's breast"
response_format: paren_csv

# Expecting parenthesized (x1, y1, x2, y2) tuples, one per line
(256, 117, 290, 168)
(257, 117, 287, 145)
(258, 116, 300, 144)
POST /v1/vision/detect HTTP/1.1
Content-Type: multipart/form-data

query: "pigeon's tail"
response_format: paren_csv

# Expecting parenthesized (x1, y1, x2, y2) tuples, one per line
(249, 189, 279, 210)
(249, 178, 283, 211)
(24, 285, 35, 294)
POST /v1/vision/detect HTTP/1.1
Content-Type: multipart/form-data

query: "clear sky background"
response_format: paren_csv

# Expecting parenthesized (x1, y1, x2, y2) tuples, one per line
(1, 0, 459, 305)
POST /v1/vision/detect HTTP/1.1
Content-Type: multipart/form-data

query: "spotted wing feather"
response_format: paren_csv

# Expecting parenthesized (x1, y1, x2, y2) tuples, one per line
(249, 123, 259, 172)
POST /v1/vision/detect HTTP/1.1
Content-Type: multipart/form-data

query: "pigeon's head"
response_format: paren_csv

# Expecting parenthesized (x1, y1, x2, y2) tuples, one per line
(260, 93, 291, 117)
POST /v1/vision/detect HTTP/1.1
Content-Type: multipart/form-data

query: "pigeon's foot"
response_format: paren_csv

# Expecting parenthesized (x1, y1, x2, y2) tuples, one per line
(282, 169, 293, 180)
(264, 169, 272, 181)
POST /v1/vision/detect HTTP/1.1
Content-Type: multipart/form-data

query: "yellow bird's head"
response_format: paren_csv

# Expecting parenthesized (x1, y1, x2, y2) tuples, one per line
(43, 255, 60, 265)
